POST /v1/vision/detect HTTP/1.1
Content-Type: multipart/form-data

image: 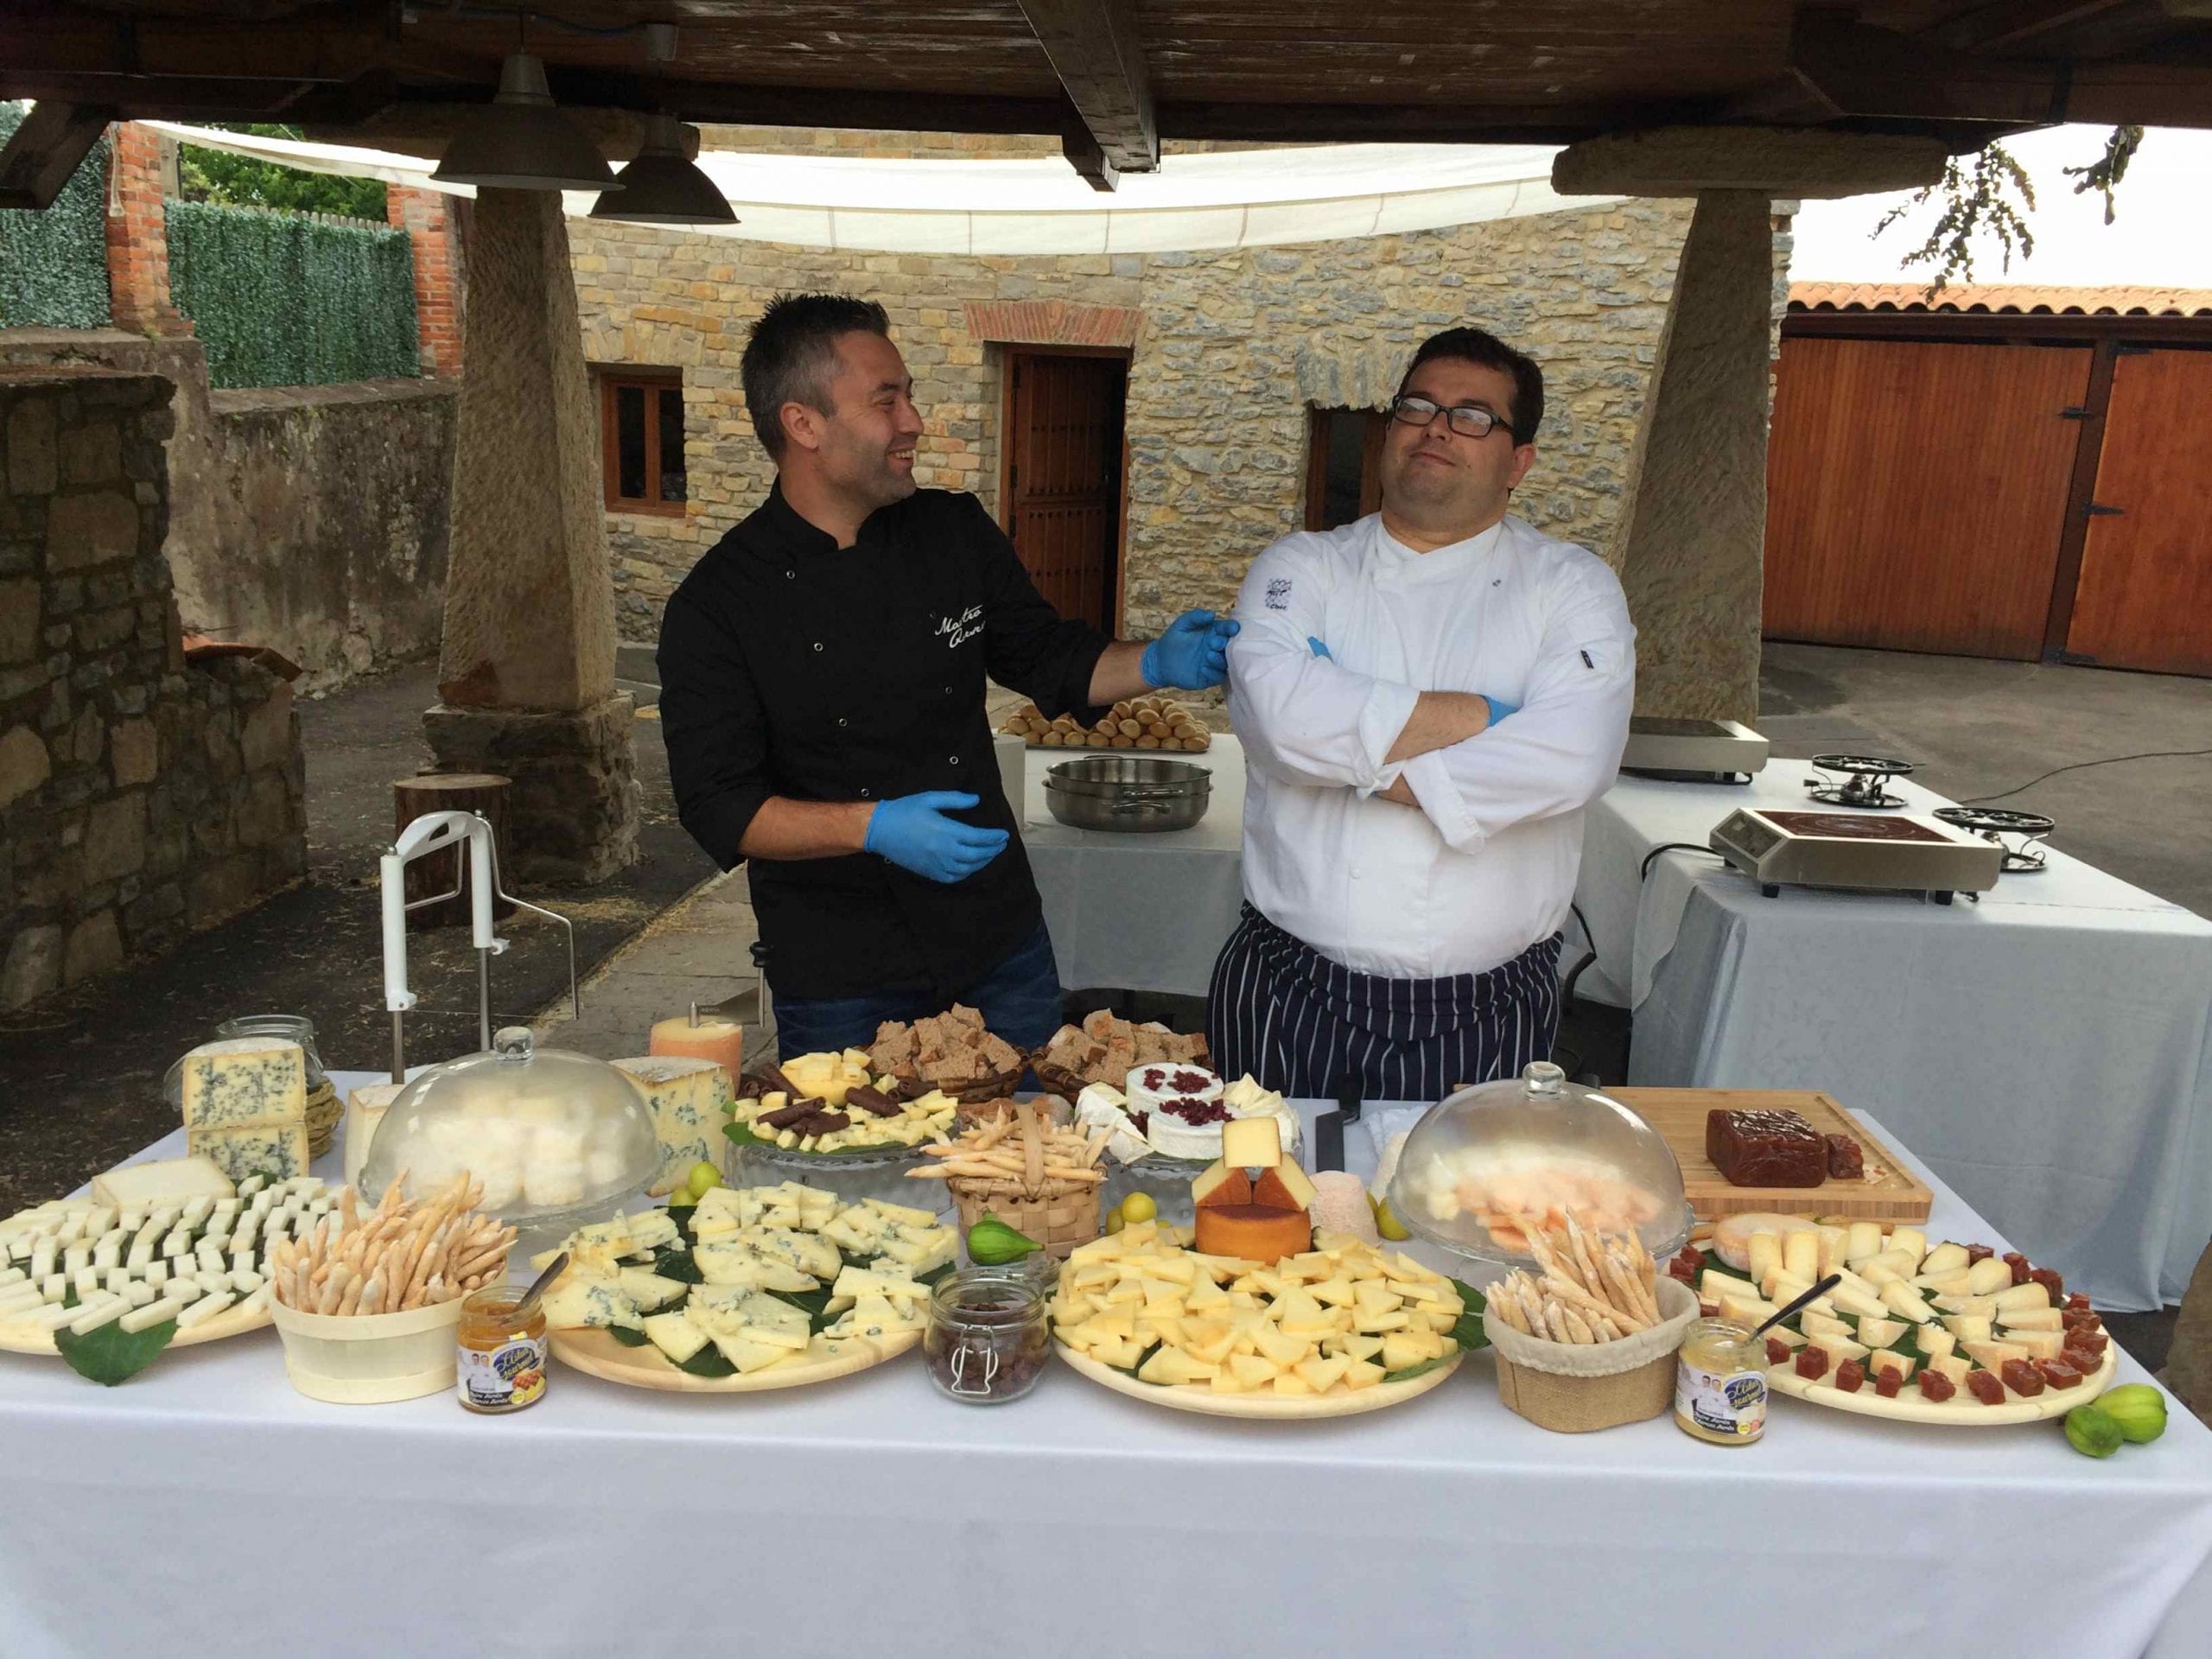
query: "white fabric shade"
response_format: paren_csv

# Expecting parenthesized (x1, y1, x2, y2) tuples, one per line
(141, 119, 1613, 254)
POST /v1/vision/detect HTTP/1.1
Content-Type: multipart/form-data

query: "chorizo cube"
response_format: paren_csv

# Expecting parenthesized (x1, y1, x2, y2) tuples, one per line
(2030, 1267, 2065, 1301)
(1916, 1368, 1957, 1402)
(2037, 1358, 2085, 1389)
(1967, 1370, 2007, 1406)
(2004, 1251, 2032, 1286)
(1874, 1370, 1903, 1399)
(2000, 1357, 2045, 1396)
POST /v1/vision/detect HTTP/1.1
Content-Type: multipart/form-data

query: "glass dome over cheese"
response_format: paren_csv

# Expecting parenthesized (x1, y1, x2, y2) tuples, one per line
(1384, 1062, 1692, 1270)
(357, 1027, 658, 1224)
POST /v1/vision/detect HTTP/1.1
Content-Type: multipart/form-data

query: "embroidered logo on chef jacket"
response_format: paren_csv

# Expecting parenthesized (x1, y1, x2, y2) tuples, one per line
(1265, 578, 1292, 611)
(936, 605, 983, 650)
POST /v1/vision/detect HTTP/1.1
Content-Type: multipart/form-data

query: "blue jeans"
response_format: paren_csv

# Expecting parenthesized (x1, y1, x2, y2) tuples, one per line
(770, 920, 1065, 1059)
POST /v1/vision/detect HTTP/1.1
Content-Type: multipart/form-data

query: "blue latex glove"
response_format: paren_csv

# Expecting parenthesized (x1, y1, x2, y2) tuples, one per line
(1141, 609, 1241, 690)
(1313, 637, 1512, 723)
(862, 791, 1008, 884)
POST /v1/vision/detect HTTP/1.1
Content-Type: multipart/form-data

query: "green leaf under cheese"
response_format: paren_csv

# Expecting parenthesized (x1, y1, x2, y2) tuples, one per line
(54, 1316, 178, 1386)
(674, 1344, 737, 1378)
(651, 1243, 703, 1284)
(1382, 1340, 1460, 1385)
(1448, 1279, 1490, 1352)
(607, 1325, 652, 1348)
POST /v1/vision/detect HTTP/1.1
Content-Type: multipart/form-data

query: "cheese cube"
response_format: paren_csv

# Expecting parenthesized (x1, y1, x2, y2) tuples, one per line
(178, 1039, 306, 1130)
(612, 1056, 733, 1198)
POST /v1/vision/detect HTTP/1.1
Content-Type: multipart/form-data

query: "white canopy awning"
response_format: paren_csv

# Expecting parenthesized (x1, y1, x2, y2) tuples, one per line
(143, 120, 1614, 255)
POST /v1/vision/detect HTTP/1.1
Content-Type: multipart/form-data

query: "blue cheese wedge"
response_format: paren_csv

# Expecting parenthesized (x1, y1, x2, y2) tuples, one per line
(641, 1311, 711, 1364)
(187, 1121, 310, 1185)
(612, 1056, 733, 1198)
(178, 1039, 307, 1130)
(617, 1268, 689, 1312)
(542, 1275, 643, 1332)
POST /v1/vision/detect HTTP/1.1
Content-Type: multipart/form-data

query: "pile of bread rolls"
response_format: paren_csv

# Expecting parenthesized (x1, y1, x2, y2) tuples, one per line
(999, 696, 1212, 752)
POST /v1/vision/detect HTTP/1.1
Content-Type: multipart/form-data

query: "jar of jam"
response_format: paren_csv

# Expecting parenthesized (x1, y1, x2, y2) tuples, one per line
(923, 1271, 1050, 1405)
(1675, 1316, 1767, 1445)
(457, 1284, 548, 1414)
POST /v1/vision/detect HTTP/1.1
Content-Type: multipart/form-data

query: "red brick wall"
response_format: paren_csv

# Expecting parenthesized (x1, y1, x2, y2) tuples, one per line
(104, 124, 193, 340)
(386, 184, 464, 376)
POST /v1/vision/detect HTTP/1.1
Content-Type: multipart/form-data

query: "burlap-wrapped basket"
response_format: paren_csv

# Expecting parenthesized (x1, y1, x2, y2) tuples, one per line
(303, 1077, 341, 1158)
(1484, 1274, 1700, 1433)
(949, 1183, 1100, 1260)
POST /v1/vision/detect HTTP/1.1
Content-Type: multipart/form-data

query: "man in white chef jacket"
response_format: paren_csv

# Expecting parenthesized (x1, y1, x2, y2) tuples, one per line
(1207, 326, 1635, 1099)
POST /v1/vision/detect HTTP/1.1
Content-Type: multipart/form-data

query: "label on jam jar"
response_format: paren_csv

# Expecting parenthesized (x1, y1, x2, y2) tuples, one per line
(1675, 1361, 1767, 1442)
(460, 1334, 547, 1414)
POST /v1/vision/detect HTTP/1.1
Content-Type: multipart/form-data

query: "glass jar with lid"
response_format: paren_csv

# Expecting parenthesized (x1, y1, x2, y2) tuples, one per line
(923, 1271, 1052, 1404)
(1384, 1061, 1693, 1274)
(357, 1027, 659, 1226)
(1674, 1316, 1768, 1445)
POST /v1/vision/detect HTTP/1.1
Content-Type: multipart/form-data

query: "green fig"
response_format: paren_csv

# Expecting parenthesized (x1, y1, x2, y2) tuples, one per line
(2094, 1383, 2169, 1445)
(966, 1214, 1041, 1266)
(2065, 1402, 2125, 1459)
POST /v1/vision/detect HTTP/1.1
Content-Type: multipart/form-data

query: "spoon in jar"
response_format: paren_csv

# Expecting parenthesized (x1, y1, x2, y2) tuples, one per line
(512, 1251, 569, 1321)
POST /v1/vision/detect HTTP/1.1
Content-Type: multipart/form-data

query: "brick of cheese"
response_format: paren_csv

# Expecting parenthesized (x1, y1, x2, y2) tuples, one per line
(179, 1039, 307, 1131)
(188, 1120, 311, 1185)
(612, 1055, 732, 1197)
(89, 1154, 235, 1208)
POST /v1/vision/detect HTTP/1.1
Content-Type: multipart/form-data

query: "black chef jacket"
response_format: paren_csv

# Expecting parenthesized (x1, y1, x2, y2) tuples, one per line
(657, 483, 1110, 1001)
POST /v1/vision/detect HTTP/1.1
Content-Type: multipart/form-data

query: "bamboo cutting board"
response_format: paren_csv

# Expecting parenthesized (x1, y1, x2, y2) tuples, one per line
(1611, 1088, 1932, 1225)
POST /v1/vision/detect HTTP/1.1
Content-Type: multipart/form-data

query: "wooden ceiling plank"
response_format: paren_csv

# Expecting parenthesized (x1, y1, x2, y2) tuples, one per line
(1926, 0, 2135, 53)
(0, 99, 114, 211)
(1015, 0, 1158, 188)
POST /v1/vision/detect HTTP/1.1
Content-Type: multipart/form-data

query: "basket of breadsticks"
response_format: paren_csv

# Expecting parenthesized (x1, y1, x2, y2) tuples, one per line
(264, 1172, 518, 1404)
(906, 1101, 1105, 1258)
(1480, 1211, 1699, 1433)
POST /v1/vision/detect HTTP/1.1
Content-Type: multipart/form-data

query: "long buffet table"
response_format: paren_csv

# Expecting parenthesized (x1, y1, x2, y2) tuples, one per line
(4, 1087, 2210, 1659)
(1567, 765, 2212, 1313)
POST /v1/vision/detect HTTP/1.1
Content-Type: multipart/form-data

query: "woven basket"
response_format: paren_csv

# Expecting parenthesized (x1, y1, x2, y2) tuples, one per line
(950, 1181, 1100, 1260)
(1483, 1275, 1699, 1433)
(303, 1078, 341, 1159)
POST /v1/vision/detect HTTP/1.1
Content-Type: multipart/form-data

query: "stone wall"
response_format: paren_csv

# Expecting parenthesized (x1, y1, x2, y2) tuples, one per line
(0, 328, 454, 693)
(0, 366, 306, 1010)
(568, 127, 1743, 647)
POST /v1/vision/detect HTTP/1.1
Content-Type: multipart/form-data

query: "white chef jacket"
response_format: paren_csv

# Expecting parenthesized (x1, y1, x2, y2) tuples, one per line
(1227, 511, 1635, 979)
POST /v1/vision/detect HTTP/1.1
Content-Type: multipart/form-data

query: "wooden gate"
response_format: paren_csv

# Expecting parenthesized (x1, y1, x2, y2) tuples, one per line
(2060, 349, 2212, 677)
(1764, 336, 2093, 660)
(1001, 349, 1128, 631)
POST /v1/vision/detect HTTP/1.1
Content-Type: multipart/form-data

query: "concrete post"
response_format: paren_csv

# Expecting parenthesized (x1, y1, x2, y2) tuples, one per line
(423, 186, 638, 885)
(1611, 188, 1776, 724)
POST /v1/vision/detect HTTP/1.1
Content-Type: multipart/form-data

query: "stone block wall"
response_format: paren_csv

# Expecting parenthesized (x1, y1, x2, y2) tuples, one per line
(0, 328, 455, 694)
(567, 126, 1752, 645)
(0, 366, 305, 1011)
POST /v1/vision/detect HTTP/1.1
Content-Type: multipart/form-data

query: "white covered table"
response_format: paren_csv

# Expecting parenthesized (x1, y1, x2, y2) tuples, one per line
(4, 1095, 2211, 1659)
(1566, 764, 2212, 1312)
(1020, 734, 1247, 997)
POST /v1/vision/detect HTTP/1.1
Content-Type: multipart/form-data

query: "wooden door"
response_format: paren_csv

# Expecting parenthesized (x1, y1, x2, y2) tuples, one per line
(2063, 349, 2212, 676)
(1003, 350, 1127, 630)
(1764, 337, 2093, 660)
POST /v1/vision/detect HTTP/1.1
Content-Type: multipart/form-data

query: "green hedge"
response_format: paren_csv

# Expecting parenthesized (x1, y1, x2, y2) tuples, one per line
(0, 102, 112, 327)
(166, 198, 420, 388)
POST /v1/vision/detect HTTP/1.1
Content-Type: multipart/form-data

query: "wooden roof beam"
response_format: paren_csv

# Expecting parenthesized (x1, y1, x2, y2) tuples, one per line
(1783, 14, 2212, 129)
(0, 99, 113, 211)
(1015, 0, 1158, 190)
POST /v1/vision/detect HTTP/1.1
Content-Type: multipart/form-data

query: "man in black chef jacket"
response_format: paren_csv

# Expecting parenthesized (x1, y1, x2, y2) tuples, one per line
(658, 293, 1236, 1058)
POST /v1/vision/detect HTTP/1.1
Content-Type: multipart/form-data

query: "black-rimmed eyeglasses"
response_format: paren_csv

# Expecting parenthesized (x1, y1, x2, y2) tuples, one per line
(1389, 394, 1515, 442)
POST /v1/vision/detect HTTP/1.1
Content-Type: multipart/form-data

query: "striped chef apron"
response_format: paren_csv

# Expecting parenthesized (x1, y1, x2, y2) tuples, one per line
(1205, 903, 1562, 1101)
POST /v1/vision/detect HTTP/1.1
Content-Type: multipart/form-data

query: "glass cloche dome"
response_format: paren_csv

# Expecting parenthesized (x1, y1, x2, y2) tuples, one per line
(357, 1027, 658, 1224)
(1385, 1062, 1692, 1271)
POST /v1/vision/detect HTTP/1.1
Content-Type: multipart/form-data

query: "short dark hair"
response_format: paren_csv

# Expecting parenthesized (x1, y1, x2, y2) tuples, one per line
(741, 292, 892, 459)
(1398, 327, 1544, 444)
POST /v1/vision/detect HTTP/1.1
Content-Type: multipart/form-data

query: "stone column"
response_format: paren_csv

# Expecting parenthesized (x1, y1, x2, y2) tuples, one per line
(423, 187, 638, 886)
(1608, 188, 1776, 723)
(1552, 128, 1948, 724)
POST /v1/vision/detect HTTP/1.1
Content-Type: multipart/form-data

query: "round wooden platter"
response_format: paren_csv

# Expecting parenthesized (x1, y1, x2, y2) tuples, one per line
(1055, 1341, 1463, 1419)
(0, 1298, 271, 1357)
(550, 1325, 921, 1394)
(1766, 1344, 2119, 1426)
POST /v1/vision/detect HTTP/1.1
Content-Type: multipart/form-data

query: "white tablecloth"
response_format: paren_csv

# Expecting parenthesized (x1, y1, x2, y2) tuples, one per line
(1020, 734, 1247, 997)
(1565, 763, 2212, 1312)
(5, 1091, 2211, 1659)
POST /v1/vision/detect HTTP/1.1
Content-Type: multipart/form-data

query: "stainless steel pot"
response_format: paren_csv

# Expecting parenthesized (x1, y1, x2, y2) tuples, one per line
(1042, 755, 1211, 834)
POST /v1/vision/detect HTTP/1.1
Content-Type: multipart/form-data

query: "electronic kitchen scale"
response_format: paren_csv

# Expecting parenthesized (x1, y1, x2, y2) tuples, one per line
(1708, 807, 2005, 905)
(1619, 717, 1769, 783)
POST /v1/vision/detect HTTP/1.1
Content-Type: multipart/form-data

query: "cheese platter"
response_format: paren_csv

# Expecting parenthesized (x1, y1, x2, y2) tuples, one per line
(1670, 1214, 2119, 1426)
(536, 1181, 958, 1393)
